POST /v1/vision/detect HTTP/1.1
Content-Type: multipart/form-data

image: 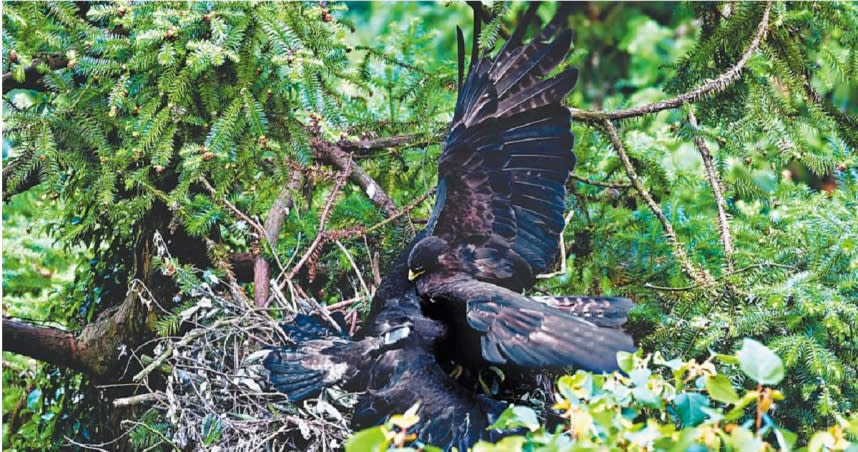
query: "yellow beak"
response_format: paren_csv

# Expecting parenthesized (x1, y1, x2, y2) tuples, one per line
(407, 269, 425, 281)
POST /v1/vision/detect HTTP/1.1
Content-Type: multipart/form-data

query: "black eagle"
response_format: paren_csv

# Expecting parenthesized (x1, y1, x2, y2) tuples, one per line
(405, 2, 635, 372)
(265, 244, 510, 449)
(264, 4, 636, 449)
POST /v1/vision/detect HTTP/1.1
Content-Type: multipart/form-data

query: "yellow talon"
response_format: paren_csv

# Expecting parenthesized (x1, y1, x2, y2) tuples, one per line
(478, 366, 505, 395)
(449, 364, 464, 379)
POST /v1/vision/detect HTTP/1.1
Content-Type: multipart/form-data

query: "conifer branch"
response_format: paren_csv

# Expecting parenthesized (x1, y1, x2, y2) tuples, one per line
(602, 119, 714, 286)
(1, 55, 67, 94)
(572, 0, 773, 123)
(688, 110, 735, 272)
(2, 154, 41, 202)
(469, 2, 511, 40)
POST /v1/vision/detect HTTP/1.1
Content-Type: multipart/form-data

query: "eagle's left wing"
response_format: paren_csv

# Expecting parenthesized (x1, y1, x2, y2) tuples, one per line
(425, 4, 578, 292)
(426, 278, 636, 372)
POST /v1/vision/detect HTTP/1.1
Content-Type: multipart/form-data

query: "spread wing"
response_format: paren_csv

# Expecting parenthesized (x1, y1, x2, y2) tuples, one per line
(427, 5, 578, 292)
(428, 278, 637, 372)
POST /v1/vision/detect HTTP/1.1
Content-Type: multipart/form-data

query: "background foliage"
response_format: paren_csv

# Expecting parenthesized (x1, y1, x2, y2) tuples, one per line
(2, 1, 857, 450)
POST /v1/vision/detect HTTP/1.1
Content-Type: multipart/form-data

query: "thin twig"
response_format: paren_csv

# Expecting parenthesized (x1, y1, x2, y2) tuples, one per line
(571, 0, 772, 123)
(326, 297, 361, 311)
(287, 157, 351, 281)
(364, 188, 435, 234)
(334, 239, 371, 300)
(688, 109, 735, 271)
(200, 178, 269, 243)
(536, 209, 576, 279)
(570, 173, 632, 189)
(112, 393, 164, 408)
(644, 262, 797, 292)
(602, 119, 713, 286)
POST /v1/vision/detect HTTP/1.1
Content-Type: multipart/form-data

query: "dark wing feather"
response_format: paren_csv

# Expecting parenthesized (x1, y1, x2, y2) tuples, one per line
(429, 9, 577, 291)
(531, 295, 635, 328)
(425, 278, 636, 372)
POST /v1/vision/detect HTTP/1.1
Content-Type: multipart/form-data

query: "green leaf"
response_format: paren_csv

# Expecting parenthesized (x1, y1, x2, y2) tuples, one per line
(202, 414, 222, 445)
(473, 436, 526, 452)
(7, 89, 39, 109)
(632, 386, 661, 408)
(674, 393, 710, 427)
(705, 374, 739, 404)
(774, 427, 797, 452)
(736, 339, 785, 385)
(346, 426, 389, 452)
(488, 405, 540, 432)
(617, 351, 635, 373)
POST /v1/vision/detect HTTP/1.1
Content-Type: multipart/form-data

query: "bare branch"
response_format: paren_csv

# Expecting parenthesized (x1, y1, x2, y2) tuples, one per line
(112, 393, 164, 408)
(311, 126, 399, 219)
(2, 318, 83, 371)
(571, 1, 772, 123)
(570, 173, 632, 189)
(2, 286, 150, 378)
(287, 158, 352, 281)
(254, 170, 304, 307)
(688, 110, 734, 271)
(337, 131, 441, 155)
(602, 119, 714, 286)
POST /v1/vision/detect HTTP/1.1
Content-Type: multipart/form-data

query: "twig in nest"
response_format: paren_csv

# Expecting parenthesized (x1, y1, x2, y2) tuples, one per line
(112, 393, 164, 408)
(287, 158, 352, 281)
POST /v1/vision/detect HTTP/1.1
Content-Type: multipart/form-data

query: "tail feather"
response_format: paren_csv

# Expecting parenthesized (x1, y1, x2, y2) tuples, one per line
(264, 349, 326, 402)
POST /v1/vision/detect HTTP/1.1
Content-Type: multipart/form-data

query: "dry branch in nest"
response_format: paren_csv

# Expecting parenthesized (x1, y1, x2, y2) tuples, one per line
(112, 269, 354, 450)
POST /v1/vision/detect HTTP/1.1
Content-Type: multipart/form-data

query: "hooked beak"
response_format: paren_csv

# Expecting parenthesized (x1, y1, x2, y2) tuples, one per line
(407, 269, 425, 281)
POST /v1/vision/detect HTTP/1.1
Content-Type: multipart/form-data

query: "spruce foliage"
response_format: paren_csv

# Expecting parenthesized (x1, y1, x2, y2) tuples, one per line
(2, 1, 857, 448)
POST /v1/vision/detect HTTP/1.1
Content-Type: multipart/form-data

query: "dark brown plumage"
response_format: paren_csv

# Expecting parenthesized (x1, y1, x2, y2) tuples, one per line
(407, 2, 636, 373)
(264, 4, 636, 449)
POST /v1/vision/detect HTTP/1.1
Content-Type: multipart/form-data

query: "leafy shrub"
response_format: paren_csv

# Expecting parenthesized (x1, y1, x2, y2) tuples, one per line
(347, 340, 858, 451)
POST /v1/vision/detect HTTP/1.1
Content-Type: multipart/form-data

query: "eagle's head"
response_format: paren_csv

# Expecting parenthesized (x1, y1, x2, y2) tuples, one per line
(407, 236, 450, 281)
